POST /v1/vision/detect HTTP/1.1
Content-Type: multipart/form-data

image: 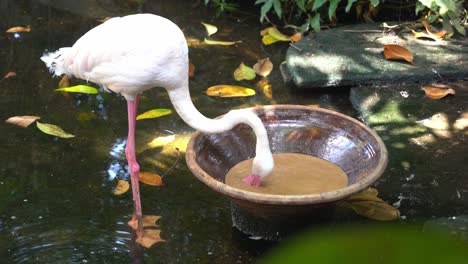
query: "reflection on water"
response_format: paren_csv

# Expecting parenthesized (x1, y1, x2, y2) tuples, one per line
(0, 0, 356, 263)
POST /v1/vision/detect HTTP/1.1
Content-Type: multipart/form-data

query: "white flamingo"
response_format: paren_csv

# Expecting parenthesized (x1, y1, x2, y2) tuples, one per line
(41, 13, 274, 240)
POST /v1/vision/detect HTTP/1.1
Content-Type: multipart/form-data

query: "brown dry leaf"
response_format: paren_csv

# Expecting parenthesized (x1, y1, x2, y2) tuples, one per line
(349, 200, 400, 221)
(58, 75, 70, 88)
(206, 85, 256, 97)
(136, 229, 165, 248)
(128, 215, 161, 230)
(383, 44, 413, 63)
(253, 58, 273, 77)
(6, 25, 31, 33)
(5, 115, 40, 128)
(289, 32, 303, 42)
(189, 62, 195, 78)
(421, 86, 456, 99)
(422, 20, 447, 39)
(113, 179, 130, 195)
(4, 72, 16, 79)
(139, 171, 163, 186)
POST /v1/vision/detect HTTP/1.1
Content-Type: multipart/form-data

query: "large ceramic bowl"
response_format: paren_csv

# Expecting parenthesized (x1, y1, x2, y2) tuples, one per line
(186, 105, 387, 237)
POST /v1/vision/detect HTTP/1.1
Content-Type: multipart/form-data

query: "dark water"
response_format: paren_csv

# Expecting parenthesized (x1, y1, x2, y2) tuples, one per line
(0, 1, 355, 263)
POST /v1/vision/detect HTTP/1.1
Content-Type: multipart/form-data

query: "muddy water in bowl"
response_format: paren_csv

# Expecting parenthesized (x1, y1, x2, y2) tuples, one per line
(225, 153, 348, 195)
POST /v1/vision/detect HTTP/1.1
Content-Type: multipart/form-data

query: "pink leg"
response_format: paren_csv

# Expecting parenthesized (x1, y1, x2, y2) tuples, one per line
(126, 95, 143, 239)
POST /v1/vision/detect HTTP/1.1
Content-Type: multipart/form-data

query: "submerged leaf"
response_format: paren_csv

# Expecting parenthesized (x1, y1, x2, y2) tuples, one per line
(36, 121, 75, 138)
(113, 179, 130, 195)
(233, 63, 256, 81)
(147, 134, 176, 148)
(206, 85, 256, 97)
(421, 86, 456, 99)
(253, 58, 273, 77)
(349, 200, 400, 221)
(55, 85, 99, 94)
(383, 44, 414, 63)
(139, 171, 163, 186)
(6, 25, 31, 33)
(136, 109, 172, 120)
(204, 38, 241, 46)
(201, 22, 218, 36)
(6, 115, 40, 128)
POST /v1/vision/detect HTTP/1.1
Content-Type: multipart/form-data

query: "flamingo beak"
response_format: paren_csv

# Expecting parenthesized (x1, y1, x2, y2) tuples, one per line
(242, 174, 262, 187)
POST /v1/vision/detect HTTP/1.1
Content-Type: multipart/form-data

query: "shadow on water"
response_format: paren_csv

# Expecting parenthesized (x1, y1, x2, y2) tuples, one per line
(0, 0, 362, 263)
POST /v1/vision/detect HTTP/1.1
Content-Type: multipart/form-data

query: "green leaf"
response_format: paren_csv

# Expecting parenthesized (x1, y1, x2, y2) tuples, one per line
(328, 0, 341, 20)
(297, 0, 307, 12)
(447, 10, 465, 35)
(370, 0, 380, 7)
(54, 85, 99, 94)
(136, 109, 172, 120)
(309, 13, 321, 32)
(273, 0, 282, 18)
(36, 121, 75, 138)
(233, 63, 256, 81)
(260, 0, 273, 22)
(312, 0, 327, 11)
(345, 0, 357, 12)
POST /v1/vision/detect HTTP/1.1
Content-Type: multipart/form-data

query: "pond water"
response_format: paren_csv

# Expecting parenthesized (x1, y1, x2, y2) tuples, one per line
(1, 1, 363, 263)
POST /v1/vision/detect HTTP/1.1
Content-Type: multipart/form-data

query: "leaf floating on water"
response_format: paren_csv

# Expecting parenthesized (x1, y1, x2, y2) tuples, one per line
(6, 115, 40, 128)
(203, 38, 241, 46)
(206, 85, 256, 97)
(4, 72, 16, 79)
(201, 22, 218, 36)
(421, 86, 456, 99)
(233, 63, 256, 81)
(129, 215, 161, 230)
(383, 44, 414, 63)
(136, 229, 165, 248)
(136, 109, 172, 120)
(113, 179, 130, 195)
(256, 78, 273, 98)
(139, 171, 163, 186)
(253, 58, 273, 77)
(147, 134, 176, 148)
(36, 121, 75, 138)
(58, 75, 70, 88)
(55, 85, 99, 94)
(6, 25, 31, 33)
(260, 27, 299, 45)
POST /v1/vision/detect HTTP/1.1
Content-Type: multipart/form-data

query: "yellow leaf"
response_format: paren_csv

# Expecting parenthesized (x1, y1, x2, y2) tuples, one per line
(113, 179, 129, 195)
(421, 86, 456, 99)
(147, 134, 176, 148)
(36, 121, 75, 138)
(6, 25, 31, 33)
(58, 75, 70, 88)
(136, 229, 165, 248)
(201, 22, 218, 36)
(6, 115, 40, 128)
(139, 171, 163, 186)
(233, 63, 256, 81)
(383, 44, 414, 63)
(206, 85, 256, 97)
(55, 85, 99, 94)
(346, 187, 380, 202)
(204, 38, 241, 46)
(253, 58, 273, 77)
(136, 109, 172, 120)
(266, 27, 290, 41)
(128, 215, 161, 230)
(263, 84, 273, 99)
(262, 34, 281, 45)
(349, 200, 400, 221)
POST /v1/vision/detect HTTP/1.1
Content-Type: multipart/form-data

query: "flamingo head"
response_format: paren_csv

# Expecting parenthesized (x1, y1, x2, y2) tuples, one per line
(242, 151, 274, 188)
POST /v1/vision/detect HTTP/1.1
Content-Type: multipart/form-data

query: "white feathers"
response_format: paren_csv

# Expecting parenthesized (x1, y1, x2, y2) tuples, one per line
(40, 48, 72, 76)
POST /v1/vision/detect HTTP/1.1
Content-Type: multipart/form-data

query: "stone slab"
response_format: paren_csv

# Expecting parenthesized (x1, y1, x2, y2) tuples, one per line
(284, 23, 468, 88)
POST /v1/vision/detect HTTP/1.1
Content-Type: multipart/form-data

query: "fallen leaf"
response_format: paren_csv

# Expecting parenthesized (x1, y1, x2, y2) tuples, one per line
(348, 200, 400, 221)
(55, 85, 99, 94)
(253, 58, 273, 77)
(421, 20, 447, 39)
(189, 62, 195, 78)
(206, 85, 256, 97)
(233, 63, 256, 81)
(289, 32, 303, 42)
(136, 109, 172, 120)
(58, 75, 70, 88)
(263, 84, 273, 99)
(136, 229, 164, 248)
(113, 179, 130, 195)
(6, 25, 31, 33)
(421, 86, 456, 99)
(260, 27, 300, 45)
(204, 38, 241, 46)
(346, 187, 380, 202)
(201, 22, 218, 36)
(139, 171, 163, 186)
(147, 134, 176, 148)
(36, 121, 75, 138)
(4, 72, 16, 79)
(383, 44, 414, 63)
(263, 27, 290, 41)
(262, 34, 281, 45)
(5, 115, 40, 127)
(128, 215, 161, 230)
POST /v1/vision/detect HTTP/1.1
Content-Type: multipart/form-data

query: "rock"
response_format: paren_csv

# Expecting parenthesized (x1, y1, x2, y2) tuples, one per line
(283, 23, 468, 88)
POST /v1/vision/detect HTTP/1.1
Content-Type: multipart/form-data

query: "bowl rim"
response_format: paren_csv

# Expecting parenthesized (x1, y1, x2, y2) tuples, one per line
(185, 104, 388, 205)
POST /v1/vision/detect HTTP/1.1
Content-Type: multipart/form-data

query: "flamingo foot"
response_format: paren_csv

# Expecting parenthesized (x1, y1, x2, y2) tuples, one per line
(242, 174, 262, 187)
